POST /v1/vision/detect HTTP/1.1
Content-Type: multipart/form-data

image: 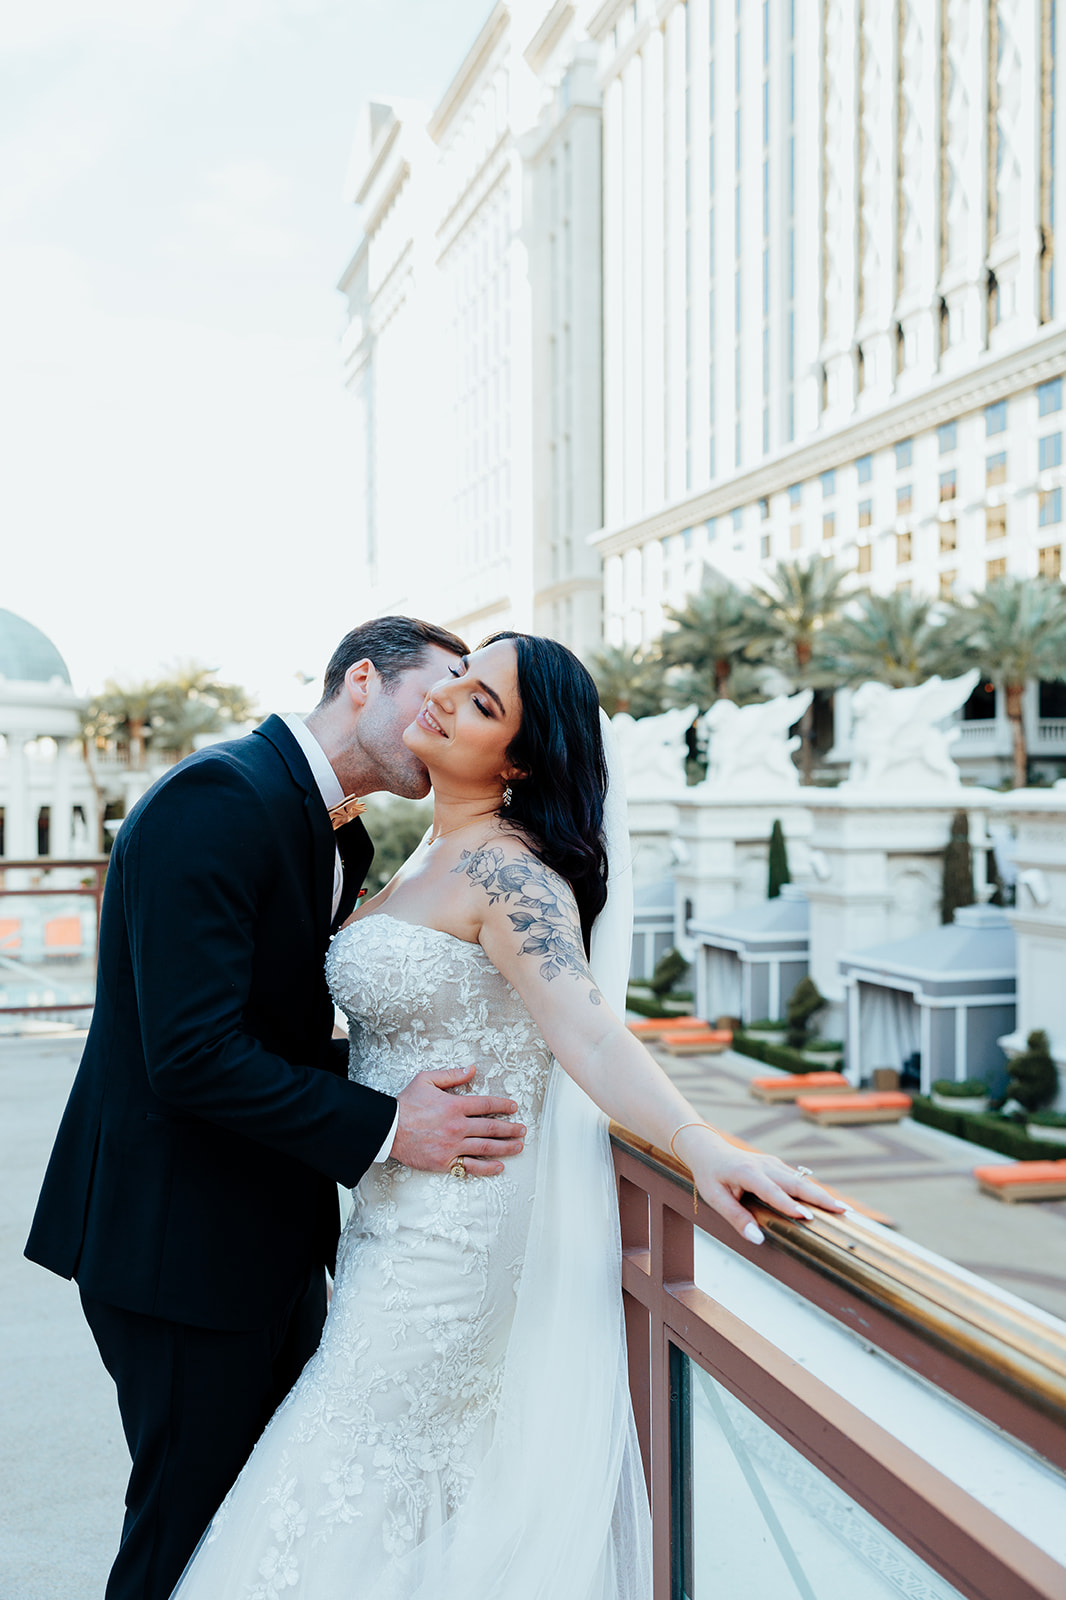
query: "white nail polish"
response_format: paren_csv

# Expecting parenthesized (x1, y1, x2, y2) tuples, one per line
(743, 1221, 764, 1245)
(797, 1206, 814, 1220)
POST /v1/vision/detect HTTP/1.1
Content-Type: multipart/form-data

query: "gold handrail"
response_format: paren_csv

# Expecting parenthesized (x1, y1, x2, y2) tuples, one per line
(610, 1125, 1066, 1423)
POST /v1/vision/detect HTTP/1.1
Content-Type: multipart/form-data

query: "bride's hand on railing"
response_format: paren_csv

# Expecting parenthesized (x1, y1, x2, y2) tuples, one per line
(671, 1122, 847, 1245)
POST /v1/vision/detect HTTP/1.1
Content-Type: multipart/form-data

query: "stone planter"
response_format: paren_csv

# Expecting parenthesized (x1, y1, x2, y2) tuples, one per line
(1026, 1121, 1066, 1146)
(931, 1093, 989, 1115)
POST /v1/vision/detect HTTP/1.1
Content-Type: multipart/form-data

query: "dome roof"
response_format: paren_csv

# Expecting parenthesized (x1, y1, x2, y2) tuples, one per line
(0, 609, 72, 686)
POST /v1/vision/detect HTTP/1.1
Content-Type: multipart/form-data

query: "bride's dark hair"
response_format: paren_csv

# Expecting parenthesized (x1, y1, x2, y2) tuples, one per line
(480, 631, 608, 954)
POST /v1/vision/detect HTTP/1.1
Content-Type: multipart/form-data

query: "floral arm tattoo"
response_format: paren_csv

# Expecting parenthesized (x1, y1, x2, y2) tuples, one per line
(454, 845, 602, 1005)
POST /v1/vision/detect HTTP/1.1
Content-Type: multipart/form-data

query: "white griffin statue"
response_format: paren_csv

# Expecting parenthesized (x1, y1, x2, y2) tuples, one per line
(699, 690, 813, 793)
(840, 670, 980, 792)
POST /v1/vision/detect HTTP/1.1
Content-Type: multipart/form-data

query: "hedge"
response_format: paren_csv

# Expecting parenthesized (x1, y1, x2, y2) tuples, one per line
(731, 1032, 822, 1075)
(910, 1096, 1066, 1161)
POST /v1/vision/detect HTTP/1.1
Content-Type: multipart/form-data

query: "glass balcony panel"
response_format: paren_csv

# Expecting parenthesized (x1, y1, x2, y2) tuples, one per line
(680, 1351, 967, 1599)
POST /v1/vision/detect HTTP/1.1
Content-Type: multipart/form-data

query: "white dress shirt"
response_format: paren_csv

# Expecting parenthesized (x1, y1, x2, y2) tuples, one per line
(282, 714, 398, 1164)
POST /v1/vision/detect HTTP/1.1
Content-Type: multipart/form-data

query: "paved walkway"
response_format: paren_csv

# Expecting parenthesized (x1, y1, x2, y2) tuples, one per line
(1, 1034, 127, 1600)
(658, 1043, 1066, 1323)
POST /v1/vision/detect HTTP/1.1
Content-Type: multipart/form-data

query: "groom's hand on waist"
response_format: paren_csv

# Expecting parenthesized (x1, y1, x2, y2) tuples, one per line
(391, 1065, 525, 1176)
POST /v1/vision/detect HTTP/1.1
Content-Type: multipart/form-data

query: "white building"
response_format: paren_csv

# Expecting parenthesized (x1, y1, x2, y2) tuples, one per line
(592, 0, 1066, 665)
(0, 610, 97, 862)
(338, 1, 606, 657)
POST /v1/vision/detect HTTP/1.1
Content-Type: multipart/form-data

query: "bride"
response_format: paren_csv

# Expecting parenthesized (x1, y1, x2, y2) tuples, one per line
(171, 632, 841, 1600)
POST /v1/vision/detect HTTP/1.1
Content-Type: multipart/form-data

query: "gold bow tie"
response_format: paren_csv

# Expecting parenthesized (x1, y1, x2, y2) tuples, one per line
(328, 795, 367, 830)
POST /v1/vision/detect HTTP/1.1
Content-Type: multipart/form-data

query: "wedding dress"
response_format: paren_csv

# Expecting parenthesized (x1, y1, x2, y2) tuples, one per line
(171, 910, 651, 1600)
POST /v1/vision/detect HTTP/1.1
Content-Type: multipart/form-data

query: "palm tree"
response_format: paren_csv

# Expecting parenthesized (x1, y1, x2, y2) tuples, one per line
(744, 555, 852, 780)
(660, 572, 756, 704)
(149, 662, 257, 757)
(938, 577, 1066, 788)
(819, 589, 949, 688)
(587, 644, 668, 719)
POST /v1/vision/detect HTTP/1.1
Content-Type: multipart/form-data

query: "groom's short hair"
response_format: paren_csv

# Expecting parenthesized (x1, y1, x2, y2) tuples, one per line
(320, 616, 469, 703)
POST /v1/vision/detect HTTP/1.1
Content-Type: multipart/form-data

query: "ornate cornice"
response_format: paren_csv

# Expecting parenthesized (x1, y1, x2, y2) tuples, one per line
(591, 327, 1066, 557)
(524, 0, 574, 72)
(353, 115, 401, 207)
(428, 5, 510, 146)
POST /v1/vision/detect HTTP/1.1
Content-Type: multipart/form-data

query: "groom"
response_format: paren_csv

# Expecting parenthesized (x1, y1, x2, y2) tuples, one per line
(25, 615, 526, 1600)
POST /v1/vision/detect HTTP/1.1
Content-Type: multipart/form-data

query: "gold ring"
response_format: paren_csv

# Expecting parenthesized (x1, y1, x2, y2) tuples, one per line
(796, 1165, 814, 1178)
(449, 1156, 467, 1180)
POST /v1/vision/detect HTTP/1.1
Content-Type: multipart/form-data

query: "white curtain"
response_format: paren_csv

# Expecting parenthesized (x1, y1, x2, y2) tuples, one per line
(857, 980, 921, 1076)
(705, 947, 743, 1020)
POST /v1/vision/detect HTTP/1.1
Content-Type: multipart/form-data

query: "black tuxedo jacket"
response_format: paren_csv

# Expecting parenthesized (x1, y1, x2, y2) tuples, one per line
(25, 715, 396, 1332)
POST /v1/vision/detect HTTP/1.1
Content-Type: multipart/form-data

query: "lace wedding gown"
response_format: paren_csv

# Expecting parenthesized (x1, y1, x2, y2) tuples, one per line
(171, 913, 651, 1600)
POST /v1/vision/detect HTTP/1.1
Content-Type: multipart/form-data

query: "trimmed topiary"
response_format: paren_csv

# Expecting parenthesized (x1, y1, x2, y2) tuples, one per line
(930, 1078, 990, 1097)
(1007, 1029, 1060, 1113)
(648, 946, 690, 998)
(785, 975, 827, 1050)
(768, 819, 790, 900)
(940, 809, 974, 925)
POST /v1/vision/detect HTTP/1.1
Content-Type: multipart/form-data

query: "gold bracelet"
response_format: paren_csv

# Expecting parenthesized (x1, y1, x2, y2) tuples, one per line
(669, 1121, 709, 1216)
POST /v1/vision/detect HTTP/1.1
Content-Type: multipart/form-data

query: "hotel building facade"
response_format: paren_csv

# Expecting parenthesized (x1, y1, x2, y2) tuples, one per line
(338, 1, 607, 656)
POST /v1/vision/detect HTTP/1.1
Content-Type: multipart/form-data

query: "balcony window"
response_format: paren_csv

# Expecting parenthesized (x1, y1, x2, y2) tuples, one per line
(821, 468, 836, 498)
(788, 483, 802, 507)
(760, 533, 771, 558)
(939, 569, 956, 599)
(896, 531, 912, 564)
(858, 500, 872, 529)
(895, 438, 913, 469)
(822, 513, 835, 542)
(985, 399, 1008, 435)
(1039, 678, 1066, 715)
(1040, 433, 1063, 471)
(986, 451, 1007, 486)
(987, 556, 1007, 580)
(939, 469, 956, 502)
(857, 544, 871, 573)
(1038, 376, 1063, 415)
(790, 524, 802, 550)
(759, 496, 770, 520)
(986, 504, 1007, 540)
(1040, 487, 1063, 526)
(963, 679, 997, 720)
(1038, 545, 1062, 579)
(939, 521, 957, 554)
(896, 484, 912, 515)
(732, 507, 743, 532)
(857, 453, 872, 484)
(937, 421, 956, 454)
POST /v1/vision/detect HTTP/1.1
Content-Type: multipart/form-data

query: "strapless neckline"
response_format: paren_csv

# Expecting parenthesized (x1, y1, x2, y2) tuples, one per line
(336, 911, 488, 957)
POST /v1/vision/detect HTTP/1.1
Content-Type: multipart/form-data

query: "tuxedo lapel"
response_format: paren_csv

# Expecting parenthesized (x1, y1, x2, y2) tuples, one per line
(334, 818, 373, 930)
(254, 716, 337, 940)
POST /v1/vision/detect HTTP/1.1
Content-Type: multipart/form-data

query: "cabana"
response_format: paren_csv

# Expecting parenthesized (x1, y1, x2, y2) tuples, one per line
(689, 885, 809, 1024)
(839, 904, 1016, 1094)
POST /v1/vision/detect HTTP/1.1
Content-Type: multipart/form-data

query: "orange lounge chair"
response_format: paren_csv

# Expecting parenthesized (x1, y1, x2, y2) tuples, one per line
(0, 918, 21, 955)
(975, 1161, 1066, 1203)
(797, 1090, 912, 1126)
(44, 915, 82, 958)
(661, 1029, 734, 1056)
(750, 1071, 851, 1103)
(627, 1015, 706, 1040)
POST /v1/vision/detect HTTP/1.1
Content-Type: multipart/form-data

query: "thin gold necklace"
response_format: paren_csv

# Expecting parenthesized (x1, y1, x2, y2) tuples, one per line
(426, 815, 497, 845)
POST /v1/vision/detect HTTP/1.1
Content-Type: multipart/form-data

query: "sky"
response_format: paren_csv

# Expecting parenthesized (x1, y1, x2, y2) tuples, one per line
(0, 0, 492, 714)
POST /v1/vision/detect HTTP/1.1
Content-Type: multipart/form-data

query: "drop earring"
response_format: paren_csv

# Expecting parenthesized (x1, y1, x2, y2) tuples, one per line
(500, 783, 513, 810)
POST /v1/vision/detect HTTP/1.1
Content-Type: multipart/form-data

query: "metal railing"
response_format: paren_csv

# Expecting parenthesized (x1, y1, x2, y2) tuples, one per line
(611, 1124, 1066, 1600)
(0, 858, 106, 1015)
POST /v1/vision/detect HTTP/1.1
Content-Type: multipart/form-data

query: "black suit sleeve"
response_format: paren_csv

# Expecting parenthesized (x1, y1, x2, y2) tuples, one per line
(122, 759, 395, 1188)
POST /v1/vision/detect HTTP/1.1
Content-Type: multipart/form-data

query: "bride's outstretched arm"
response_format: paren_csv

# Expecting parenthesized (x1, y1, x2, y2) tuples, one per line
(466, 839, 846, 1241)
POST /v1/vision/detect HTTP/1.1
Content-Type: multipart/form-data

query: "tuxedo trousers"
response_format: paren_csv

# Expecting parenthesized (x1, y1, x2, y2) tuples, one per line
(81, 1271, 326, 1600)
